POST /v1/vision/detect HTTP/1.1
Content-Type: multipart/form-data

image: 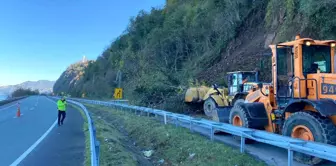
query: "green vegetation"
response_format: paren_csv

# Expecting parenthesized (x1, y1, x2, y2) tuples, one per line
(53, 60, 92, 97)
(90, 112, 138, 166)
(54, 0, 336, 113)
(265, 0, 336, 42)
(11, 88, 39, 98)
(84, 104, 265, 166)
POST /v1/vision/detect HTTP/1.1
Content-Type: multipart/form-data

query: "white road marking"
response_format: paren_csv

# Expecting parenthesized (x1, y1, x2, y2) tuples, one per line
(10, 120, 57, 165)
(0, 104, 17, 111)
(0, 97, 28, 111)
(10, 96, 57, 166)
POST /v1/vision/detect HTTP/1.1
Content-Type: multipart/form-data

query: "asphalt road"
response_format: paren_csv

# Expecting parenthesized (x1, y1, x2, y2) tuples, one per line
(161, 116, 336, 166)
(0, 96, 85, 166)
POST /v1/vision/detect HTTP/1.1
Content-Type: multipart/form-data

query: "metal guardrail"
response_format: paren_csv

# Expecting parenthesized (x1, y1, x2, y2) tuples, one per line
(70, 97, 129, 104)
(68, 97, 336, 166)
(51, 97, 100, 166)
(0, 96, 27, 106)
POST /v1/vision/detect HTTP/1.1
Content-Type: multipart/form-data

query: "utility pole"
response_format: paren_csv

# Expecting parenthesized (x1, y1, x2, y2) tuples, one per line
(113, 70, 123, 99)
(115, 70, 122, 88)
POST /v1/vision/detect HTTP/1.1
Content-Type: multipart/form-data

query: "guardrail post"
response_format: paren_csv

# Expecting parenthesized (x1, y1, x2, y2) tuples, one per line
(92, 121, 96, 138)
(288, 148, 293, 166)
(240, 136, 245, 153)
(210, 126, 214, 141)
(175, 117, 178, 127)
(96, 140, 100, 166)
(189, 118, 193, 132)
(164, 113, 167, 125)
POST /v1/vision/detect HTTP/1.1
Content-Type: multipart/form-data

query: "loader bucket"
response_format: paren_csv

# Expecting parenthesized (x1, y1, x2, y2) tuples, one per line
(184, 86, 210, 103)
(212, 106, 233, 123)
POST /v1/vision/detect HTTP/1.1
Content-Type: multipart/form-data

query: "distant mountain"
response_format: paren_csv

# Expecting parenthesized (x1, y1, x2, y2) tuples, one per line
(0, 80, 55, 95)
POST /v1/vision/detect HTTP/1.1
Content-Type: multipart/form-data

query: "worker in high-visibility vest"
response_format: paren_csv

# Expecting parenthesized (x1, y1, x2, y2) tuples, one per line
(57, 97, 67, 126)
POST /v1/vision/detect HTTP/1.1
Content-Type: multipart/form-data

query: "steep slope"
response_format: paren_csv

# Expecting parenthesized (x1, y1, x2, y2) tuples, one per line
(53, 59, 92, 96)
(54, 0, 336, 112)
(198, 1, 271, 83)
(199, 0, 336, 84)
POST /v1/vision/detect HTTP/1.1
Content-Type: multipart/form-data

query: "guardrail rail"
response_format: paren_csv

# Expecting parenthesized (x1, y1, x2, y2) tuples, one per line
(59, 97, 336, 166)
(51, 97, 100, 166)
(0, 96, 27, 106)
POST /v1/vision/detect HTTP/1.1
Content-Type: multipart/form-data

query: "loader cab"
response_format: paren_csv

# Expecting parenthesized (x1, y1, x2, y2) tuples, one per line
(273, 44, 294, 107)
(227, 71, 258, 96)
(271, 35, 336, 107)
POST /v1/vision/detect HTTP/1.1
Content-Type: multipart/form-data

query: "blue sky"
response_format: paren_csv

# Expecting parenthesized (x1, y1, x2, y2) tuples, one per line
(0, 0, 165, 85)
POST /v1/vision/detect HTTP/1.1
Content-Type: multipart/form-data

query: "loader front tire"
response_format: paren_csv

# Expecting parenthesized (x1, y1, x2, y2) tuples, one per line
(203, 98, 217, 117)
(229, 103, 254, 144)
(282, 111, 336, 165)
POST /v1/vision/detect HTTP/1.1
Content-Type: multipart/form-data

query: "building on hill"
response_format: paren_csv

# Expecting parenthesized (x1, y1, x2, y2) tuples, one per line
(82, 56, 88, 63)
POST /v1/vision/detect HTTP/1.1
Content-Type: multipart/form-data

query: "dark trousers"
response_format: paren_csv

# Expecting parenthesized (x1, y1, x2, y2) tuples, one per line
(58, 110, 66, 125)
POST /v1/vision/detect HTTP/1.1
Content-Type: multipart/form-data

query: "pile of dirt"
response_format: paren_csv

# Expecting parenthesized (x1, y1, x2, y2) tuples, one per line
(197, 4, 273, 84)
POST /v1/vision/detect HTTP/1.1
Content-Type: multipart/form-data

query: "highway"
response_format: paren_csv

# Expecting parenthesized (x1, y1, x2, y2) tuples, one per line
(0, 96, 85, 166)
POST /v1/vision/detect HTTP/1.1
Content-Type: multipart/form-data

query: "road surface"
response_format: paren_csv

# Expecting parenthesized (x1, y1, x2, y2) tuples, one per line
(0, 96, 85, 166)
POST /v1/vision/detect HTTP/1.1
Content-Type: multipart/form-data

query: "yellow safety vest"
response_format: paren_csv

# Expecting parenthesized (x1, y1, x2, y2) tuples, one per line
(57, 100, 67, 111)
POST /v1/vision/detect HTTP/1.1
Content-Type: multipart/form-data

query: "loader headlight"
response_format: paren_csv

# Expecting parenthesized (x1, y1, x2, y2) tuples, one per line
(305, 41, 311, 46)
(331, 43, 336, 48)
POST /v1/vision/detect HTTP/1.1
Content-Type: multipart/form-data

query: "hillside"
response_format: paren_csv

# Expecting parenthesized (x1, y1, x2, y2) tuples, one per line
(0, 80, 55, 95)
(53, 59, 93, 96)
(54, 0, 336, 112)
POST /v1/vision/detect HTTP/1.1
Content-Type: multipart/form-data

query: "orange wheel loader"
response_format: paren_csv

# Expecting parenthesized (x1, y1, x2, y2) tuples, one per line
(214, 35, 336, 165)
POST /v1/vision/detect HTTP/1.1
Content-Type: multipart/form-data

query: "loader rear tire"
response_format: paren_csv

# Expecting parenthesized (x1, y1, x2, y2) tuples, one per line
(282, 111, 336, 165)
(203, 98, 217, 117)
(229, 103, 254, 144)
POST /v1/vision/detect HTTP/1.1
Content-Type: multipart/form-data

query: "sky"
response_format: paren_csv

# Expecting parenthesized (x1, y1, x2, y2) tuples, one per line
(0, 0, 165, 86)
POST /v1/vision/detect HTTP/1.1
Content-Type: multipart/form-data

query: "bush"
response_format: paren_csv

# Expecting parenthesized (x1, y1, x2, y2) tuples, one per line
(11, 88, 39, 98)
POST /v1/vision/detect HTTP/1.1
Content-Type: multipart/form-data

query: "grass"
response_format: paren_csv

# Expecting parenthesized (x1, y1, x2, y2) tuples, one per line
(84, 104, 266, 166)
(92, 114, 137, 166)
(69, 104, 91, 166)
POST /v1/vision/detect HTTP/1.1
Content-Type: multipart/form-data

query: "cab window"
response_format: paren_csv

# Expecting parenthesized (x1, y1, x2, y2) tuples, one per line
(229, 73, 239, 94)
(242, 73, 256, 82)
(302, 45, 331, 74)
